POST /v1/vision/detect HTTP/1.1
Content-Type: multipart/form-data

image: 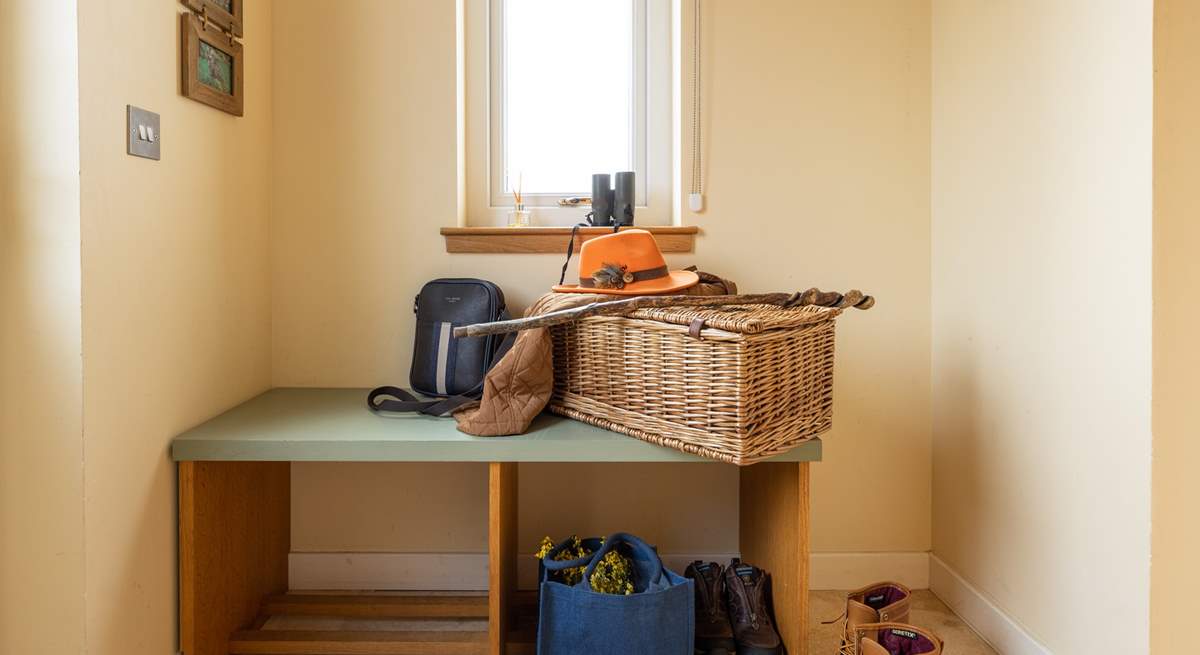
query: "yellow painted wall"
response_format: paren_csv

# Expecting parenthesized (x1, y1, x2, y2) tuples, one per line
(1151, 0, 1200, 650)
(0, 1, 85, 653)
(689, 0, 931, 555)
(76, 2, 274, 653)
(274, 1, 931, 557)
(7, 0, 1183, 650)
(931, 1, 1153, 652)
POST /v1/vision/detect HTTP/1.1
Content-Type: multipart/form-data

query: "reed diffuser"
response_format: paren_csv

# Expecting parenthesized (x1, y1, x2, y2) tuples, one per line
(508, 173, 531, 227)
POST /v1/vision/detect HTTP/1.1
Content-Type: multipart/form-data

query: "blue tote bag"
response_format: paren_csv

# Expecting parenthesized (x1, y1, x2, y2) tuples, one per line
(537, 532, 694, 655)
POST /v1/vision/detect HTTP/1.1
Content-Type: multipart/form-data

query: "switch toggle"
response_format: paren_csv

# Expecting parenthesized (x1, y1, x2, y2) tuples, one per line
(127, 105, 161, 160)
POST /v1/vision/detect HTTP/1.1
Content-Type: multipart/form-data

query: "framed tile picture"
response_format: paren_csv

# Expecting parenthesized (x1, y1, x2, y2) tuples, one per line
(180, 0, 243, 37)
(181, 11, 244, 116)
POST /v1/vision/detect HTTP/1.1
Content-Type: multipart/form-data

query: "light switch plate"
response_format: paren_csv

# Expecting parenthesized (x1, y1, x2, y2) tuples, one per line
(127, 105, 161, 160)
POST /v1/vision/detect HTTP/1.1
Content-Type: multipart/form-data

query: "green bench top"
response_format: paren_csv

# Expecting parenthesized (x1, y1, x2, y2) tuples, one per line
(171, 388, 823, 463)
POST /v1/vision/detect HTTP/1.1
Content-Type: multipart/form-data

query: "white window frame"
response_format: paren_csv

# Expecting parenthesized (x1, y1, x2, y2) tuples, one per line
(465, 0, 673, 226)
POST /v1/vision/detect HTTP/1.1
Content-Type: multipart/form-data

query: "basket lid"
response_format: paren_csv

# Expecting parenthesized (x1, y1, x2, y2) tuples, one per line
(626, 304, 840, 334)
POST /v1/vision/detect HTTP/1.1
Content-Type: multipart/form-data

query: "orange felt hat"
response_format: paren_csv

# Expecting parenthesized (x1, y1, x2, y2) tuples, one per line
(552, 229, 699, 295)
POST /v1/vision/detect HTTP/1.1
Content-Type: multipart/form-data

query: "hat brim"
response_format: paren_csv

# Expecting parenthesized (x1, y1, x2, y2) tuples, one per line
(552, 269, 700, 296)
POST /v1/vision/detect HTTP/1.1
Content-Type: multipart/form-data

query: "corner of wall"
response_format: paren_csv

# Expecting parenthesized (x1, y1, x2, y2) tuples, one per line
(0, 0, 86, 652)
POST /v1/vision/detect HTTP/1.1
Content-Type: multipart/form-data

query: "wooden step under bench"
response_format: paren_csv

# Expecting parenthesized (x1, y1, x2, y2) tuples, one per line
(228, 593, 536, 655)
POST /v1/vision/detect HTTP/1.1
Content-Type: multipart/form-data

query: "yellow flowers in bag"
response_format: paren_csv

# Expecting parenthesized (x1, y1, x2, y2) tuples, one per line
(535, 535, 634, 595)
(588, 549, 635, 596)
(536, 535, 588, 586)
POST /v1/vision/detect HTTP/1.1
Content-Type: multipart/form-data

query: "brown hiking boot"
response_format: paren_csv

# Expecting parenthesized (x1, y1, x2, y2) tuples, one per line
(834, 582, 912, 655)
(684, 561, 736, 655)
(852, 622, 943, 655)
(724, 559, 783, 655)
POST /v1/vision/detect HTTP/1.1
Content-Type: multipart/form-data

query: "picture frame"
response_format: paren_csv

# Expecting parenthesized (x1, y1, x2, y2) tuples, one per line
(180, 12, 244, 116)
(180, 0, 243, 37)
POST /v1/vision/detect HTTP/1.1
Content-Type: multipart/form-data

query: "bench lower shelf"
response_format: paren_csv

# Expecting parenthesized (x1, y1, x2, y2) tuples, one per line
(229, 592, 537, 655)
(180, 460, 811, 655)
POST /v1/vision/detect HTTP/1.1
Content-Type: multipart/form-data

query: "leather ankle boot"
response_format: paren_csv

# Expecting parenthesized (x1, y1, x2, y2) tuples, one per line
(852, 622, 943, 655)
(684, 561, 736, 655)
(834, 582, 912, 655)
(724, 559, 783, 655)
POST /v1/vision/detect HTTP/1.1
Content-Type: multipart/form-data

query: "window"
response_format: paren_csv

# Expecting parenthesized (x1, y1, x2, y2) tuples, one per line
(466, 0, 673, 225)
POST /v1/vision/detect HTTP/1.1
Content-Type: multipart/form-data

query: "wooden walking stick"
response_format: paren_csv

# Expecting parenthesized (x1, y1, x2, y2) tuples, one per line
(452, 288, 874, 338)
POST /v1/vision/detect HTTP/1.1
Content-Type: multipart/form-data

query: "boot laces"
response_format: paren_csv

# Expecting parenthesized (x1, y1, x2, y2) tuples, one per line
(728, 579, 760, 629)
(693, 567, 726, 623)
(748, 581, 769, 629)
(703, 579, 723, 622)
(821, 610, 855, 655)
(751, 584, 768, 629)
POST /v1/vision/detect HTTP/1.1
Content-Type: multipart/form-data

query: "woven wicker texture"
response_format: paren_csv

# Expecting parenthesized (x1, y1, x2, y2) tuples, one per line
(549, 304, 839, 465)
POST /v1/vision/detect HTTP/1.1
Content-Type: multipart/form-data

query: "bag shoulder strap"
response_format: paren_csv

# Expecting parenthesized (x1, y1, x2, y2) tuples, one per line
(559, 221, 622, 285)
(366, 386, 474, 417)
(366, 325, 516, 418)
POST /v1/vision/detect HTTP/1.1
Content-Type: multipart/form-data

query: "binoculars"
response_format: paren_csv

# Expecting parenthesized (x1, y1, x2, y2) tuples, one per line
(590, 172, 635, 226)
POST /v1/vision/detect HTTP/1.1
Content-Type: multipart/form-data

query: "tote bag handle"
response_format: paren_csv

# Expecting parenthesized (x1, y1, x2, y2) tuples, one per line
(580, 532, 669, 594)
(541, 536, 601, 577)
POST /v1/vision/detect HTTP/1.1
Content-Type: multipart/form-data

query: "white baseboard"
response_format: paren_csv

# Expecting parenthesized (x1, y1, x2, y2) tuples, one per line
(289, 553, 491, 591)
(809, 552, 929, 590)
(288, 552, 741, 591)
(290, 551, 930, 592)
(929, 554, 1052, 655)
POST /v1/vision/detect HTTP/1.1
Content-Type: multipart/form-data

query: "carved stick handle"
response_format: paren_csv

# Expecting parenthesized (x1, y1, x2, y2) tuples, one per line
(800, 288, 842, 307)
(801, 287, 874, 310)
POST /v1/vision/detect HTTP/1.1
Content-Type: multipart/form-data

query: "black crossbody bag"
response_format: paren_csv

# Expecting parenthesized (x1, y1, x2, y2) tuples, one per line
(367, 279, 514, 417)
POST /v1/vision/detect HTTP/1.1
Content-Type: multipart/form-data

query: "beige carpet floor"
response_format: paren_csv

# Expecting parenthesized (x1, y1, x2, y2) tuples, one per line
(809, 590, 997, 655)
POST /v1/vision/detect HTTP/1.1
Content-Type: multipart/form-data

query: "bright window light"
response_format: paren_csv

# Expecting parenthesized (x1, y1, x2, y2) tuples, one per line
(469, 0, 670, 224)
(501, 0, 635, 196)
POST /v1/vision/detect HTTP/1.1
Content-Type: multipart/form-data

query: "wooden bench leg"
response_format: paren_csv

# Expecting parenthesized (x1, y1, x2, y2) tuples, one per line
(740, 462, 811, 655)
(489, 462, 519, 655)
(179, 461, 290, 655)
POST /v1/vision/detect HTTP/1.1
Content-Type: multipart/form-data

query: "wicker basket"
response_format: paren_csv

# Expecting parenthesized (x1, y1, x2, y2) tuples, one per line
(548, 303, 840, 465)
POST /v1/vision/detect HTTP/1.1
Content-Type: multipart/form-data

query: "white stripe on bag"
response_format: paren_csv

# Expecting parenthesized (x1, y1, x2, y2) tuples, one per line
(435, 322, 452, 395)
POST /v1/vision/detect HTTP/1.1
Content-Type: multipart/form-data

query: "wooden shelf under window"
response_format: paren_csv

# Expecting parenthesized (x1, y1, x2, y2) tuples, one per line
(440, 226, 699, 254)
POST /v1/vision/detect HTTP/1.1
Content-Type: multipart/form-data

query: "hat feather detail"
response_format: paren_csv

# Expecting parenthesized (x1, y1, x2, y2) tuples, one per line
(592, 262, 634, 289)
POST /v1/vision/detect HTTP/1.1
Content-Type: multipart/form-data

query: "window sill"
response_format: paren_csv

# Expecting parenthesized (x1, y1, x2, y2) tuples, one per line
(441, 226, 699, 254)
